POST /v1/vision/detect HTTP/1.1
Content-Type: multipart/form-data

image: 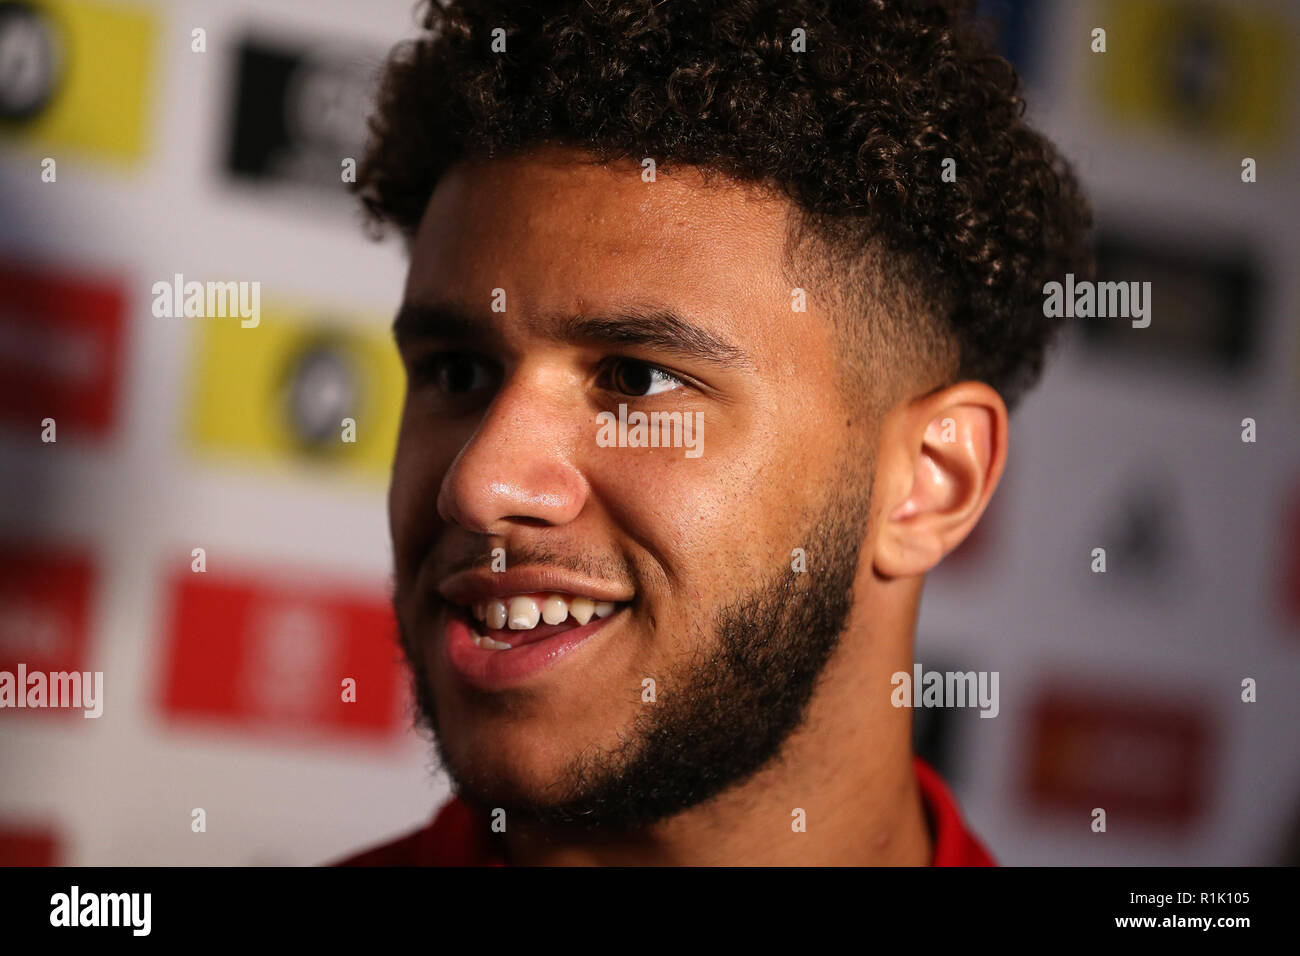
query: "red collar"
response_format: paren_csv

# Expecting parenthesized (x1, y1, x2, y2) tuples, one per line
(913, 756, 996, 865)
(335, 756, 995, 866)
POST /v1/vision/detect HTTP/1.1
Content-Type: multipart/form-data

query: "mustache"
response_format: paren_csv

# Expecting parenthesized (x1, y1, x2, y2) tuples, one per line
(438, 541, 638, 585)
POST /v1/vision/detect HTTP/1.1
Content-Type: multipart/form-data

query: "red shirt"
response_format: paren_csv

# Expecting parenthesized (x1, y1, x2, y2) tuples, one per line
(333, 756, 995, 866)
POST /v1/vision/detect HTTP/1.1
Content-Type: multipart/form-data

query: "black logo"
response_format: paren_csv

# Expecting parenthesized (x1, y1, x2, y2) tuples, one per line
(0, 1, 63, 121)
(224, 37, 378, 201)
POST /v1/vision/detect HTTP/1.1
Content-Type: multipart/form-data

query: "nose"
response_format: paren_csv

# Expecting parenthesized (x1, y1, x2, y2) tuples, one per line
(436, 371, 589, 534)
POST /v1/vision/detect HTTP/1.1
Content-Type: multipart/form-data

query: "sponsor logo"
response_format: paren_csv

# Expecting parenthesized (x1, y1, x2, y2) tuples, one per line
(158, 568, 408, 740)
(1079, 232, 1259, 374)
(0, 0, 157, 163)
(1096, 0, 1291, 147)
(1021, 683, 1211, 826)
(187, 303, 402, 474)
(0, 259, 126, 438)
(224, 36, 381, 201)
(0, 543, 94, 716)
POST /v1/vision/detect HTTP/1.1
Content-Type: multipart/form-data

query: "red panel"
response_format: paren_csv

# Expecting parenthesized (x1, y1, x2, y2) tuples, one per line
(158, 567, 407, 741)
(0, 543, 94, 676)
(0, 826, 59, 866)
(0, 260, 127, 438)
(1021, 684, 1212, 828)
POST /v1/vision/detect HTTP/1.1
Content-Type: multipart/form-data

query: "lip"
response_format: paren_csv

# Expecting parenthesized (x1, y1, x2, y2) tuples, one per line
(437, 566, 634, 608)
(442, 603, 625, 691)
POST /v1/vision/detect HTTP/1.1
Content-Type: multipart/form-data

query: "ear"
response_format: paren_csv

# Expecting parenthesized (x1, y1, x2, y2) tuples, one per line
(872, 382, 1008, 578)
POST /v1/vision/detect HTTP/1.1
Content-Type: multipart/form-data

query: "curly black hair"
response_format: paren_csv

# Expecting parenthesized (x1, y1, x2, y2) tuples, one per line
(354, 0, 1093, 410)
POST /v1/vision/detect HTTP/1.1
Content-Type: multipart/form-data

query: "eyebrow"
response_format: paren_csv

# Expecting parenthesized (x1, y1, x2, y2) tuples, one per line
(393, 301, 751, 370)
(392, 303, 488, 346)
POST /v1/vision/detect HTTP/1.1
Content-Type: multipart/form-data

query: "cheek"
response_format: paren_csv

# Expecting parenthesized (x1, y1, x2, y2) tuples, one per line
(388, 416, 449, 570)
(592, 434, 807, 589)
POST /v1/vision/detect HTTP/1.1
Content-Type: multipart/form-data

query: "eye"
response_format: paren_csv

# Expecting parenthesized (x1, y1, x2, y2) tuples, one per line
(600, 358, 684, 397)
(410, 352, 497, 395)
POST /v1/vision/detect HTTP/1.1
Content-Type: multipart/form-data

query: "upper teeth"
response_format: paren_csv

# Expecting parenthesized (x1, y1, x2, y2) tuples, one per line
(472, 594, 618, 631)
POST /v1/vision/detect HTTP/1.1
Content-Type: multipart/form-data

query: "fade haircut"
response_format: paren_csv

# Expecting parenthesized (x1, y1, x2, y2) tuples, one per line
(354, 0, 1093, 411)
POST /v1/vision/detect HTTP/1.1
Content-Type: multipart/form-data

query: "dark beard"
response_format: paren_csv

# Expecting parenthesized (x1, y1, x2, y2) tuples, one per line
(396, 481, 871, 833)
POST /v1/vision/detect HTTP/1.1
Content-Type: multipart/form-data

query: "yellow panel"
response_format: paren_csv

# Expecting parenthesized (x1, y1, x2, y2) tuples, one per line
(1, 0, 158, 164)
(188, 300, 403, 479)
(1097, 0, 1292, 150)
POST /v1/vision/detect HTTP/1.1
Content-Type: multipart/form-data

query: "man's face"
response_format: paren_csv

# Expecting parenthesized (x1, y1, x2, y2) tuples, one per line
(390, 146, 876, 827)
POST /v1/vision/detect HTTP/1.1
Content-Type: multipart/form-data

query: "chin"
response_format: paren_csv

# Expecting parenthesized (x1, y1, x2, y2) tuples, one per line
(440, 735, 582, 810)
(430, 688, 616, 807)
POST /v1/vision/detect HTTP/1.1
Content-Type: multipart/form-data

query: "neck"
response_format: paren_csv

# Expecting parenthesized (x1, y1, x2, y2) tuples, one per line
(502, 575, 930, 866)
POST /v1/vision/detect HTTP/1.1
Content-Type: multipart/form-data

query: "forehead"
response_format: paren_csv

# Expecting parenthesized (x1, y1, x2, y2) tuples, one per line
(404, 147, 796, 319)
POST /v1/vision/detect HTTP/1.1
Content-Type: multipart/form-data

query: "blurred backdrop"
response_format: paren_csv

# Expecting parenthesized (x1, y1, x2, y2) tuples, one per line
(0, 0, 1296, 865)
